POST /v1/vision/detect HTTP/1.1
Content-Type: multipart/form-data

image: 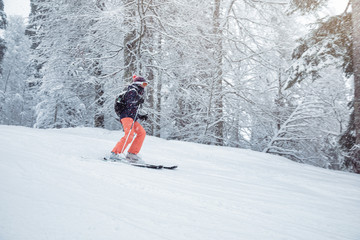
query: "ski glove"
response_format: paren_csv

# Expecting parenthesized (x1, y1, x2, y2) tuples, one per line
(138, 114, 148, 121)
(137, 98, 145, 105)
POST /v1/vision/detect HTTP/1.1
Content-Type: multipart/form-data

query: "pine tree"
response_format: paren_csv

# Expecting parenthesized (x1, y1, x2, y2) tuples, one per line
(0, 16, 31, 126)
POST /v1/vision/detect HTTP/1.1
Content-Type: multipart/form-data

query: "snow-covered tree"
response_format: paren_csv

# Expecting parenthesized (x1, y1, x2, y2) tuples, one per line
(0, 16, 31, 126)
(263, 67, 349, 168)
(350, 0, 360, 173)
(32, 0, 94, 128)
(287, 0, 358, 172)
(0, 0, 7, 75)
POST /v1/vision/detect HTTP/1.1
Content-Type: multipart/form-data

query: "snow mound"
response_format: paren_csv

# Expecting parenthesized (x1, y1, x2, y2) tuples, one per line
(0, 125, 359, 240)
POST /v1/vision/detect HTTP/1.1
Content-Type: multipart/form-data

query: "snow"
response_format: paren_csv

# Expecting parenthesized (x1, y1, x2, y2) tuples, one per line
(0, 125, 359, 240)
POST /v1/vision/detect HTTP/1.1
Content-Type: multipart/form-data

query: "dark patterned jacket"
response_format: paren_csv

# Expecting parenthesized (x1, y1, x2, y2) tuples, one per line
(119, 83, 145, 121)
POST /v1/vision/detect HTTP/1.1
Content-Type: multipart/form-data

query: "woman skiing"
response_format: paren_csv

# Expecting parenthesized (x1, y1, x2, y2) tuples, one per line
(110, 75, 148, 163)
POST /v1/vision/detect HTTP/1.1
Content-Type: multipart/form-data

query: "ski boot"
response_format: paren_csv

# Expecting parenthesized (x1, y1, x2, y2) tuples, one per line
(109, 152, 124, 161)
(126, 153, 144, 164)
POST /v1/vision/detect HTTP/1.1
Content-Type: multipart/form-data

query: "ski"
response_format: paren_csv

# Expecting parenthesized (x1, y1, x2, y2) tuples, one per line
(162, 165, 178, 170)
(103, 157, 177, 170)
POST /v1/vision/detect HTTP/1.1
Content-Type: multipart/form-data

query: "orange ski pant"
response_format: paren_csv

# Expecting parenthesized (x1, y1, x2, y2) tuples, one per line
(112, 117, 146, 154)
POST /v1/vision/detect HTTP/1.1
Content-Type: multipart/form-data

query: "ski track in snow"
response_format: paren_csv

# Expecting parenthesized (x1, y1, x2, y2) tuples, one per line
(0, 125, 359, 240)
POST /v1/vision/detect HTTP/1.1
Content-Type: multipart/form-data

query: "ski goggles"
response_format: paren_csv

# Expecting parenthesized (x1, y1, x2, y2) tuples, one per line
(134, 81, 148, 87)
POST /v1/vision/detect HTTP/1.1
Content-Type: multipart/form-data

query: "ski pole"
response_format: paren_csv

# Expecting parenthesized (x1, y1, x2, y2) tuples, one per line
(120, 104, 141, 154)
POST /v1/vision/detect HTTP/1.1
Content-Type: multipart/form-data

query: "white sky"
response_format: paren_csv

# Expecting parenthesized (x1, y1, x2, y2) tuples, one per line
(2, 0, 349, 18)
(4, 0, 31, 18)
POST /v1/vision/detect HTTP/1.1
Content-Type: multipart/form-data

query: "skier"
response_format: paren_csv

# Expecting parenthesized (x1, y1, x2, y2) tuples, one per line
(110, 75, 149, 163)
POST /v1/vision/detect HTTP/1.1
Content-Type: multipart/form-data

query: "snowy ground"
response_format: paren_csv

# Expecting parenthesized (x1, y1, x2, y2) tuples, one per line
(0, 125, 359, 240)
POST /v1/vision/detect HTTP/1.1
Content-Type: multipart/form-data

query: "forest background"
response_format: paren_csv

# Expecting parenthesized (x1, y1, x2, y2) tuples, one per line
(0, 0, 359, 173)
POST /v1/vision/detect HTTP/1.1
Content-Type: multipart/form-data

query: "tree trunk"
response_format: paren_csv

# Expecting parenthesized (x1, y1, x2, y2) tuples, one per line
(3, 69, 10, 93)
(94, 79, 105, 128)
(213, 0, 224, 145)
(94, 0, 106, 128)
(351, 0, 360, 173)
(156, 72, 162, 137)
(352, 0, 360, 145)
(123, 2, 137, 81)
(275, 68, 286, 131)
(147, 66, 155, 136)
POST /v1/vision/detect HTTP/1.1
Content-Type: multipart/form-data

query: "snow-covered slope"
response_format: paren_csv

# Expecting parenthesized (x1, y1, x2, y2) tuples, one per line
(0, 125, 359, 240)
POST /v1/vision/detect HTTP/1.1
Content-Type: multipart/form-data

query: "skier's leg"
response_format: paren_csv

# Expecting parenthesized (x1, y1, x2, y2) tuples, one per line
(112, 118, 135, 154)
(128, 121, 146, 155)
